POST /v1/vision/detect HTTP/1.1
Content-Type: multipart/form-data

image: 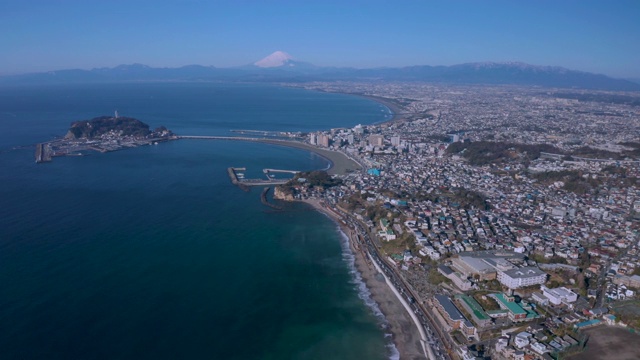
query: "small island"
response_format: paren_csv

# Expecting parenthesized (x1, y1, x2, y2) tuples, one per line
(36, 114, 176, 163)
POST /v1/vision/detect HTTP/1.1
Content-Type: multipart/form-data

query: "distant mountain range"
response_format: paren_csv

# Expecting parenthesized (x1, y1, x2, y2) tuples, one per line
(2, 51, 638, 91)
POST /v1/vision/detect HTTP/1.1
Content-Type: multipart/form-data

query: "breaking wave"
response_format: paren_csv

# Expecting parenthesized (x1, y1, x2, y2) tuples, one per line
(337, 227, 400, 360)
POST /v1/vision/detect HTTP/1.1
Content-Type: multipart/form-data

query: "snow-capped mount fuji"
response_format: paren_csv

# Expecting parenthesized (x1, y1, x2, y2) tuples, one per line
(251, 51, 317, 70)
(254, 51, 294, 68)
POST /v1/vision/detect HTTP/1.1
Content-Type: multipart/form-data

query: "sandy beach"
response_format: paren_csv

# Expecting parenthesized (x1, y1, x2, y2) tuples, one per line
(256, 94, 424, 357)
(252, 138, 362, 175)
(301, 198, 425, 360)
(210, 92, 408, 176)
(354, 94, 409, 124)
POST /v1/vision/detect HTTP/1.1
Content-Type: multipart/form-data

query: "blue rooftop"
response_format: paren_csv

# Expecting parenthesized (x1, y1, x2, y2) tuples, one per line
(575, 319, 601, 328)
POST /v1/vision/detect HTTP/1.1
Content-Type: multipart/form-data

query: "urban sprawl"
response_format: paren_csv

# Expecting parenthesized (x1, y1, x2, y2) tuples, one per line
(281, 82, 640, 360)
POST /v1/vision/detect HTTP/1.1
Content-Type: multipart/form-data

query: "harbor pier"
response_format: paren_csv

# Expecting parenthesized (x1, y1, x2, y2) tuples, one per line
(227, 167, 298, 190)
(35, 143, 52, 163)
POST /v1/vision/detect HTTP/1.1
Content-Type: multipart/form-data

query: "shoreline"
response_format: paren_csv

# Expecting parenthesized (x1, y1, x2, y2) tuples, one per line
(296, 86, 408, 125)
(257, 92, 427, 358)
(242, 138, 362, 176)
(352, 94, 408, 125)
(246, 92, 411, 176)
(300, 198, 426, 360)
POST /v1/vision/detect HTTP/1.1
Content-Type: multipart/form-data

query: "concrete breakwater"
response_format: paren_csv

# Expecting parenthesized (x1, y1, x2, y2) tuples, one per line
(227, 166, 294, 190)
(35, 143, 52, 163)
(260, 187, 283, 210)
(227, 167, 250, 192)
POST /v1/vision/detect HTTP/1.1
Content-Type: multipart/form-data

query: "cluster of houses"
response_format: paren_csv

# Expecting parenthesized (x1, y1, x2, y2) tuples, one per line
(285, 82, 640, 359)
(429, 286, 602, 360)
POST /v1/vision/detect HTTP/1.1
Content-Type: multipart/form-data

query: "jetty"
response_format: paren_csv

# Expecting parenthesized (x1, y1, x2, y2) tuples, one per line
(263, 168, 298, 176)
(35, 143, 52, 163)
(227, 167, 250, 192)
(260, 187, 283, 210)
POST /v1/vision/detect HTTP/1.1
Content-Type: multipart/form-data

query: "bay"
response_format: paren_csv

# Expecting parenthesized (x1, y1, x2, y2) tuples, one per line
(0, 83, 394, 359)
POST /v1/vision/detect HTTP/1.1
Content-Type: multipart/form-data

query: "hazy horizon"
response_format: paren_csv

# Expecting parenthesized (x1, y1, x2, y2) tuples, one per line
(1, 0, 639, 78)
(2, 54, 637, 81)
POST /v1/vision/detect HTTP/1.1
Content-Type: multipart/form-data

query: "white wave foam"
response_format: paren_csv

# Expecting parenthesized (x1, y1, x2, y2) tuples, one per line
(309, 152, 331, 170)
(310, 211, 401, 360)
(386, 342, 401, 360)
(336, 227, 400, 360)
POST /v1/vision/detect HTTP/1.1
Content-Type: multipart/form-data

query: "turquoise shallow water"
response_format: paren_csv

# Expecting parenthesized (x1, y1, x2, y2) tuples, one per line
(0, 83, 394, 359)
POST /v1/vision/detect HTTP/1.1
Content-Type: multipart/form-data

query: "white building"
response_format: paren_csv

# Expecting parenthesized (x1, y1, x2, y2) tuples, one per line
(378, 229, 396, 241)
(514, 331, 531, 348)
(495, 336, 509, 353)
(531, 292, 550, 306)
(420, 245, 441, 260)
(530, 341, 548, 355)
(513, 244, 526, 253)
(438, 265, 472, 290)
(541, 286, 578, 306)
(497, 267, 547, 289)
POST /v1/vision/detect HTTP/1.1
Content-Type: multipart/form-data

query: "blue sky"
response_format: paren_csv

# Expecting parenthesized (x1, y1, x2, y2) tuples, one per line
(1, 0, 639, 77)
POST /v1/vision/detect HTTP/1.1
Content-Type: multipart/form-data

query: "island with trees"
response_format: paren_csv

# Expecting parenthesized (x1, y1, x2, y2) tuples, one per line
(35, 114, 176, 163)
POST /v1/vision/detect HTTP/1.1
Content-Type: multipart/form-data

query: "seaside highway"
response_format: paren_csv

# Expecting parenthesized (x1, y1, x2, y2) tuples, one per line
(326, 203, 454, 360)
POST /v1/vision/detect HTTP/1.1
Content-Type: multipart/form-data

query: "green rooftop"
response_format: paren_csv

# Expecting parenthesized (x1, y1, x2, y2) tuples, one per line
(455, 294, 490, 321)
(492, 293, 527, 316)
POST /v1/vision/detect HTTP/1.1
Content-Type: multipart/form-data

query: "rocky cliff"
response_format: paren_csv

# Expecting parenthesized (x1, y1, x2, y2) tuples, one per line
(273, 186, 295, 201)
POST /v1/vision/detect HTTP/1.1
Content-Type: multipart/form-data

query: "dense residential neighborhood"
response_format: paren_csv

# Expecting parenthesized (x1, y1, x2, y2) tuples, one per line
(280, 82, 640, 360)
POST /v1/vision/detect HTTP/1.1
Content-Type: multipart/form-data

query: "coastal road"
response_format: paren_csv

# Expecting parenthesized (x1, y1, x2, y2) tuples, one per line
(334, 207, 453, 360)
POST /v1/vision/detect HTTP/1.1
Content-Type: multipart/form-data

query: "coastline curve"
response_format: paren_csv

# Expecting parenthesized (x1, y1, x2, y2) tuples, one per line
(180, 136, 361, 176)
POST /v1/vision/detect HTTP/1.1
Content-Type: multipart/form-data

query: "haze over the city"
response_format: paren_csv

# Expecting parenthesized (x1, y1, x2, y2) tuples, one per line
(1, 0, 639, 78)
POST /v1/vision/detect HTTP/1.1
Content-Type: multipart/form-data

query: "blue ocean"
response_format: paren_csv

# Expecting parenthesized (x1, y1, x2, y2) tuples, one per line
(0, 83, 395, 359)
